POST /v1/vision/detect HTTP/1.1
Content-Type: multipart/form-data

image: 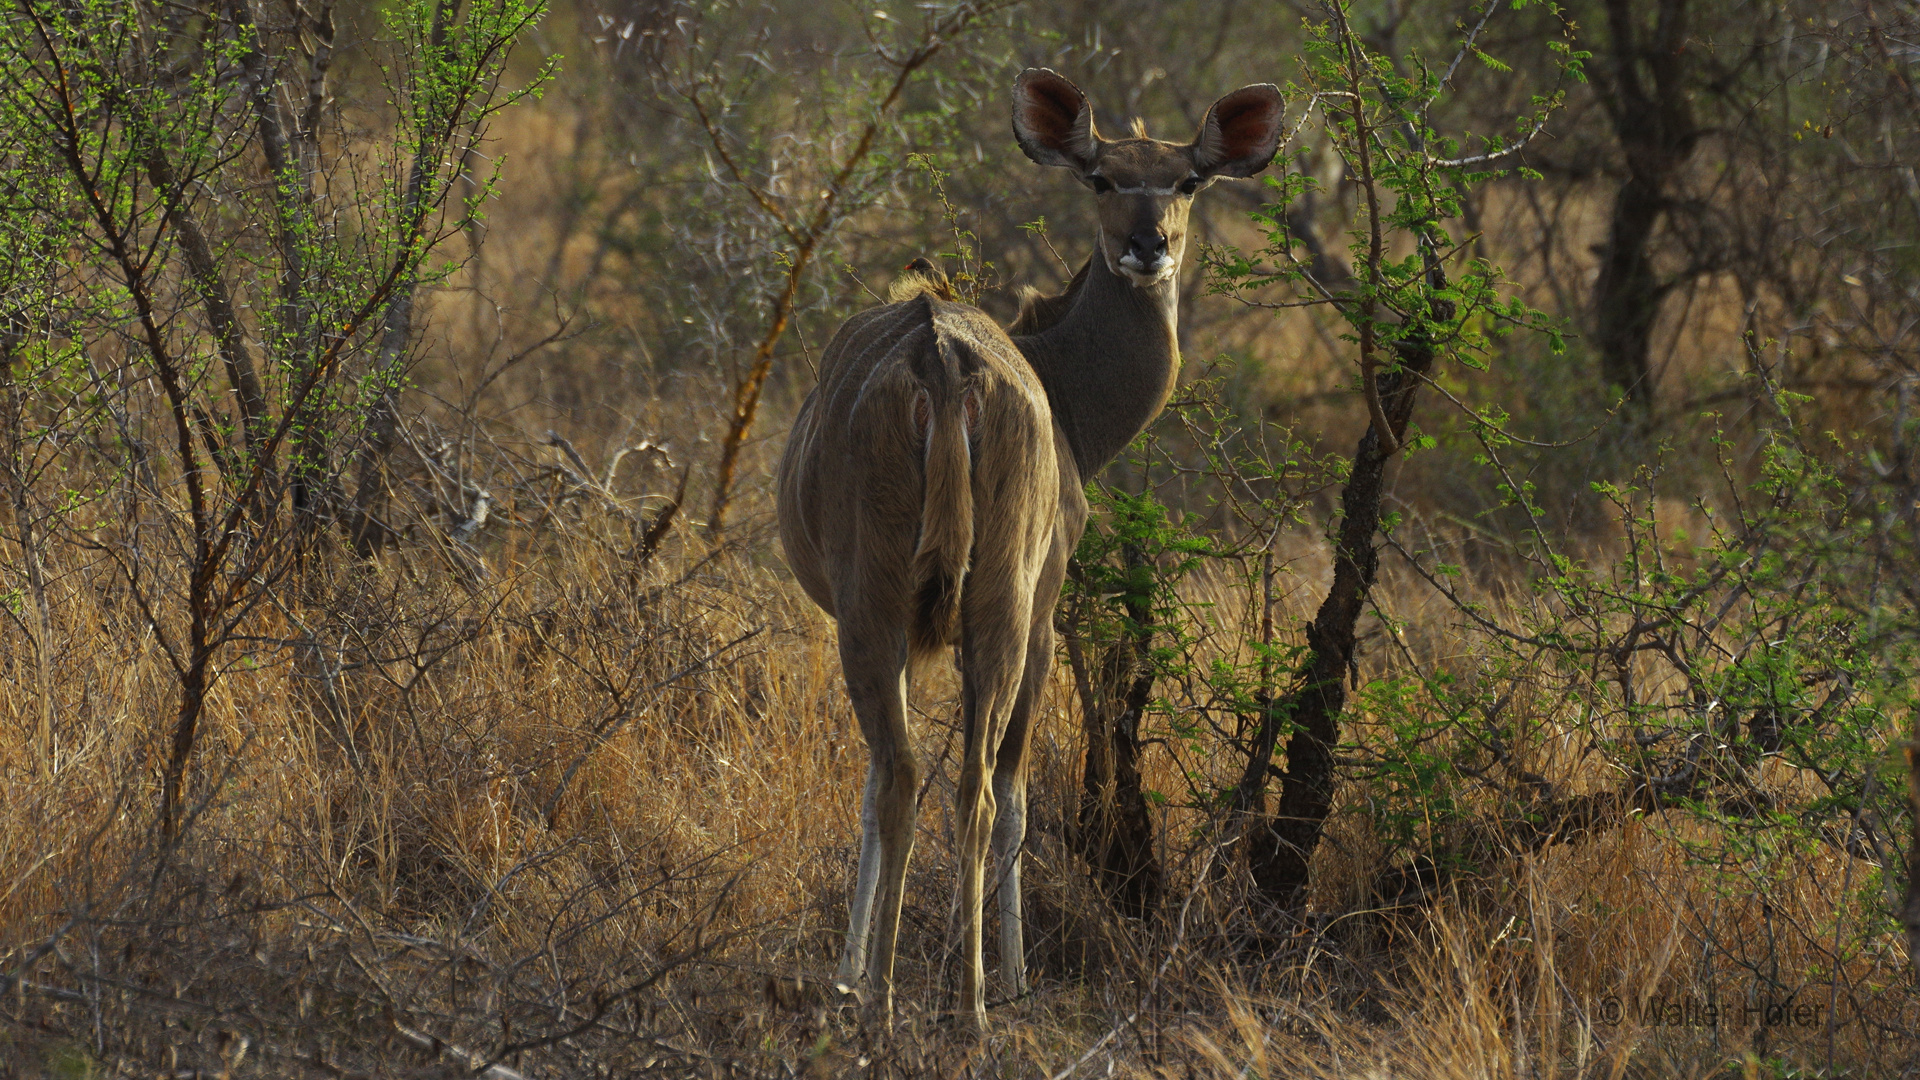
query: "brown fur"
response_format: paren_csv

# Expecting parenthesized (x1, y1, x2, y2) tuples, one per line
(776, 290, 1064, 1024)
(905, 336, 979, 656)
(1008, 257, 1091, 337)
(774, 67, 1285, 1027)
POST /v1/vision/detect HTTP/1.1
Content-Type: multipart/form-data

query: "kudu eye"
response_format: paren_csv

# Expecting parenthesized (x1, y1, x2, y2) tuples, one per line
(1088, 175, 1114, 194)
(1178, 175, 1201, 196)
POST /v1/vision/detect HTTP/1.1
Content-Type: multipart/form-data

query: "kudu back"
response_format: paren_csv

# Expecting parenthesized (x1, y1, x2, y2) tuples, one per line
(777, 68, 1285, 1026)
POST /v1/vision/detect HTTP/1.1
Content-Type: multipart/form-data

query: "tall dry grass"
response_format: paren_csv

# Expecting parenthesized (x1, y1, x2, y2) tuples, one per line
(1, 479, 1912, 1075)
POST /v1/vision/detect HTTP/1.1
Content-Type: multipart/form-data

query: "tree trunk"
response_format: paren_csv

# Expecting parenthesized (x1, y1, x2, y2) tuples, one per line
(1063, 546, 1163, 919)
(1590, 0, 1699, 411)
(129, 9, 275, 476)
(160, 646, 212, 838)
(237, 0, 340, 540)
(1234, 260, 1453, 911)
(1593, 171, 1669, 403)
(351, 0, 452, 555)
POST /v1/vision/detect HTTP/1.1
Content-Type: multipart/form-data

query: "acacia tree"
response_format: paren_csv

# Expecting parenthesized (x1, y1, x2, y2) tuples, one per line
(0, 0, 551, 831)
(1206, 0, 1580, 908)
(1186, 2, 1920, 997)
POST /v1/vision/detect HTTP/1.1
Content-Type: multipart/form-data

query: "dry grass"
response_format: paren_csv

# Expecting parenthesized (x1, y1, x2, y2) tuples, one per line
(0, 485, 1912, 1076)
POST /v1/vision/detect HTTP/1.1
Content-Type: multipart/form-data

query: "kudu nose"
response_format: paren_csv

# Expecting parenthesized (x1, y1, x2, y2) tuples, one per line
(1128, 229, 1168, 264)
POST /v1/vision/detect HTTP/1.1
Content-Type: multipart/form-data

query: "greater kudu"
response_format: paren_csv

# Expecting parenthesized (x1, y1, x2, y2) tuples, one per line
(776, 68, 1284, 1026)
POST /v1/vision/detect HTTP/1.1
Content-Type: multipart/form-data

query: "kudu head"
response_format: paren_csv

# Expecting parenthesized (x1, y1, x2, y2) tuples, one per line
(1011, 69, 1286, 287)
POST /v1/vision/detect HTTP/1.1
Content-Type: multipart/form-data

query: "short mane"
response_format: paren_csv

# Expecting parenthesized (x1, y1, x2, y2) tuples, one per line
(1008, 257, 1092, 337)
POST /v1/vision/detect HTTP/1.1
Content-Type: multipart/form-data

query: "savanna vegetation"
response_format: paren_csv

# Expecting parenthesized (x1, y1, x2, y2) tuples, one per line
(1, 0, 1918, 1075)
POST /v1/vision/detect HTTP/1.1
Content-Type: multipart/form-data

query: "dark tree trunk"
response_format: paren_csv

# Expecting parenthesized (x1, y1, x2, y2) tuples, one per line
(1590, 0, 1700, 411)
(1593, 171, 1670, 403)
(351, 288, 414, 555)
(1234, 261, 1453, 911)
(1064, 546, 1163, 920)
(161, 651, 211, 838)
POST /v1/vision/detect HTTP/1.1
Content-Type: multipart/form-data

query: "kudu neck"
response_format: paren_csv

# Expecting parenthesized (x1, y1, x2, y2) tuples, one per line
(1012, 247, 1180, 482)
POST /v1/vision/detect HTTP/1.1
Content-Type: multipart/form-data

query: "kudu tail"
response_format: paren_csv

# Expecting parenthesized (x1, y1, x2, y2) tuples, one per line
(908, 335, 979, 659)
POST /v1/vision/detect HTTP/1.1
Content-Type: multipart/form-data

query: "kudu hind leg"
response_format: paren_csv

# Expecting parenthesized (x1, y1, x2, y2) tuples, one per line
(990, 524, 1073, 1001)
(989, 769, 1028, 997)
(834, 761, 884, 993)
(956, 623, 1033, 1025)
(835, 629, 920, 1013)
(990, 617, 1053, 1000)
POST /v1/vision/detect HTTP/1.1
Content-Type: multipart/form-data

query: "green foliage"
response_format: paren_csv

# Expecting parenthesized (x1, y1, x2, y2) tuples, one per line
(907, 154, 996, 303)
(1204, 1, 1582, 393)
(0, 0, 552, 485)
(1070, 487, 1211, 641)
(1060, 369, 1341, 811)
(1383, 376, 1918, 939)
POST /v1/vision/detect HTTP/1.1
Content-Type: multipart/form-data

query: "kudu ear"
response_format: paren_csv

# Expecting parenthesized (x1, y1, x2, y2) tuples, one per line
(1191, 84, 1286, 179)
(1012, 68, 1100, 173)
